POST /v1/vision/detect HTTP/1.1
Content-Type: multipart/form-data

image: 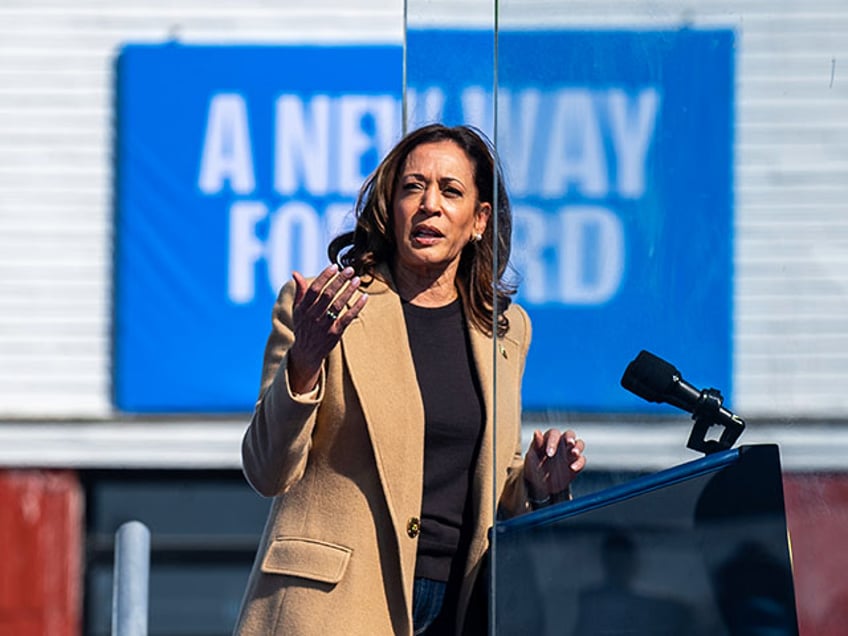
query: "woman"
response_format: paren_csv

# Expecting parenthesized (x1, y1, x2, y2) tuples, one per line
(234, 124, 586, 635)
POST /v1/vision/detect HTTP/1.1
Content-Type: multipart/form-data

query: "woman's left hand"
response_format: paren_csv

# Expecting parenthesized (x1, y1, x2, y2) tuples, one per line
(523, 428, 586, 503)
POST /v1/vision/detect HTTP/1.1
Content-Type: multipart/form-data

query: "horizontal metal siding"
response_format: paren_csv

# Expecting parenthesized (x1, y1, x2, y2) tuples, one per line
(0, 0, 402, 418)
(733, 6, 848, 416)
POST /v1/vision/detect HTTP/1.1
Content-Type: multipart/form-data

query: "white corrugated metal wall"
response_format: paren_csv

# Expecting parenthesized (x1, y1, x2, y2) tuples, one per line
(0, 0, 847, 466)
(0, 0, 403, 419)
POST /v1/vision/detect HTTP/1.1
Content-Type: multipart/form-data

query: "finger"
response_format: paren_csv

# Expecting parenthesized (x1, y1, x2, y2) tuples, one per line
(318, 266, 356, 316)
(552, 449, 580, 473)
(326, 274, 362, 322)
(531, 429, 546, 458)
(542, 429, 563, 458)
(292, 271, 310, 306)
(559, 434, 582, 457)
(523, 443, 547, 494)
(336, 290, 369, 329)
(570, 453, 587, 473)
(335, 273, 363, 308)
(325, 283, 362, 327)
(301, 264, 340, 309)
(523, 431, 545, 480)
(324, 304, 342, 324)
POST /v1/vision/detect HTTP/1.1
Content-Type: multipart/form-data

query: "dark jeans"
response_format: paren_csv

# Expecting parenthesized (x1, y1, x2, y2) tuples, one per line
(413, 577, 447, 635)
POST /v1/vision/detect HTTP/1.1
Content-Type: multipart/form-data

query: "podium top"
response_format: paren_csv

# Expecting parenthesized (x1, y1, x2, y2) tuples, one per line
(496, 444, 781, 535)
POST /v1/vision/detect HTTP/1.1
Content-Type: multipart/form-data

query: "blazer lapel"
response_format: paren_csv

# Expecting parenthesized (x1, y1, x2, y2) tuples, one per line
(340, 274, 425, 598)
(467, 319, 523, 548)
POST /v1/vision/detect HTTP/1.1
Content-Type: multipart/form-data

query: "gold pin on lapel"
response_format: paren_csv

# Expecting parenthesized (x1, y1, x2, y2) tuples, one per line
(499, 344, 508, 359)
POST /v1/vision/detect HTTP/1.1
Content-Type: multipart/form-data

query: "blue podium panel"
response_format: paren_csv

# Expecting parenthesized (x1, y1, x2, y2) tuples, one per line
(491, 445, 798, 636)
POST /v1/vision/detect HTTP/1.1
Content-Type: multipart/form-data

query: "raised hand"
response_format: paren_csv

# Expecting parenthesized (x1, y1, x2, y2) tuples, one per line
(287, 264, 368, 393)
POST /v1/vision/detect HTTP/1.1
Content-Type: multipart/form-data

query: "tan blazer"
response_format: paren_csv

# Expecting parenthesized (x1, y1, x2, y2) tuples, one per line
(234, 272, 532, 636)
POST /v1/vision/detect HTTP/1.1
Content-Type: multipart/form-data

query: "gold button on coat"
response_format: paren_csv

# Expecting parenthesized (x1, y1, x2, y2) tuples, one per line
(406, 517, 421, 538)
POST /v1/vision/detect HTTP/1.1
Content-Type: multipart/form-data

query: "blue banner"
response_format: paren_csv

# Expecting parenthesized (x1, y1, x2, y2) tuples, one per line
(114, 45, 403, 411)
(115, 31, 734, 413)
(407, 30, 735, 412)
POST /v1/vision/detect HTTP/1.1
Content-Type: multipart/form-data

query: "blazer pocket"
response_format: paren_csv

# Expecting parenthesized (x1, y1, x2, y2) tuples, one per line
(260, 536, 352, 584)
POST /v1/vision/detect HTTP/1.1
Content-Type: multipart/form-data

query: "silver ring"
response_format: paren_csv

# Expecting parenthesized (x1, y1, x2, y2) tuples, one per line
(326, 308, 339, 321)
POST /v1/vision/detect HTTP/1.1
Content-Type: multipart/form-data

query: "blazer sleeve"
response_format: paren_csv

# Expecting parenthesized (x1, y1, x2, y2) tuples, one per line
(241, 280, 326, 497)
(496, 304, 535, 519)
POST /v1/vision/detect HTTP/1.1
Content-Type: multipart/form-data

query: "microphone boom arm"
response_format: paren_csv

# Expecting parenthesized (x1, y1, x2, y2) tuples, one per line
(686, 387, 745, 455)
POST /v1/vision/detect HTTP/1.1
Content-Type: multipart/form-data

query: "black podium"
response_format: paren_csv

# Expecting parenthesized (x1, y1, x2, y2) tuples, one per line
(493, 444, 799, 635)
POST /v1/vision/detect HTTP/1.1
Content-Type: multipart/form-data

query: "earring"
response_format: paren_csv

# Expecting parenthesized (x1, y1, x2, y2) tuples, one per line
(473, 232, 483, 242)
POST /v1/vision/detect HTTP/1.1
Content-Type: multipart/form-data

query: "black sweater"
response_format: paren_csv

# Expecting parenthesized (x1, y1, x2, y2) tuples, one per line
(402, 298, 485, 582)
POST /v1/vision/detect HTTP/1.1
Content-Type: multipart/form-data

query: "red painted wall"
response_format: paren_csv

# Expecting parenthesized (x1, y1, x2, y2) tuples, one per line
(783, 473, 848, 636)
(0, 470, 82, 636)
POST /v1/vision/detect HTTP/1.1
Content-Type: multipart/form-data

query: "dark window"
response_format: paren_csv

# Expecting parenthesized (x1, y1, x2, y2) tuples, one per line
(82, 469, 269, 636)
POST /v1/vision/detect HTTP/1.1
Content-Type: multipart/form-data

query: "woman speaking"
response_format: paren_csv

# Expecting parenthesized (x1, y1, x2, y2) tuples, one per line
(234, 123, 586, 635)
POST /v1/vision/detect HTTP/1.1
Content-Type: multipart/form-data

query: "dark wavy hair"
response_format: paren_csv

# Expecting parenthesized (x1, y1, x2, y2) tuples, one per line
(328, 123, 515, 337)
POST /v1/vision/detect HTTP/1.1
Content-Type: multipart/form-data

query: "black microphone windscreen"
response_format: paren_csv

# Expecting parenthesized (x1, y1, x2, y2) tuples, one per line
(620, 350, 681, 403)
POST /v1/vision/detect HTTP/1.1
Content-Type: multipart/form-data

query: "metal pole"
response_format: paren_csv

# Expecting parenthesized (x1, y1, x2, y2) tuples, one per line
(112, 520, 151, 636)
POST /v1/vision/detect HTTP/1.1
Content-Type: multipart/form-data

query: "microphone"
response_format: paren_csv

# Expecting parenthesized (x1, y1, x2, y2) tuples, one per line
(620, 350, 745, 453)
